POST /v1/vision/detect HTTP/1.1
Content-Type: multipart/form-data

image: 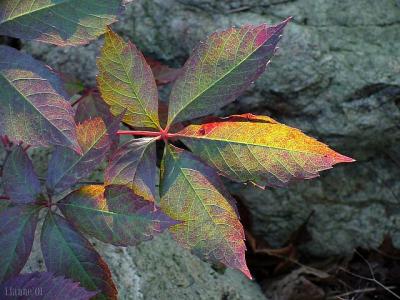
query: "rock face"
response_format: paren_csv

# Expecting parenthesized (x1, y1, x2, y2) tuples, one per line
(22, 0, 400, 256)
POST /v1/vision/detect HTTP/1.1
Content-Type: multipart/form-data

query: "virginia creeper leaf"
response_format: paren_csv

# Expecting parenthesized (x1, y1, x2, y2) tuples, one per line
(0, 272, 98, 300)
(105, 138, 157, 201)
(167, 18, 290, 126)
(46, 117, 117, 193)
(0, 205, 39, 283)
(97, 28, 160, 129)
(58, 185, 178, 246)
(177, 114, 354, 187)
(0, 46, 80, 153)
(41, 212, 117, 300)
(160, 145, 251, 279)
(3, 146, 41, 204)
(0, 0, 124, 46)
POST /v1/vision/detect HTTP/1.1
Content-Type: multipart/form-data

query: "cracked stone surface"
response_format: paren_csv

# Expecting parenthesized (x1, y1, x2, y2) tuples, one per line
(21, 0, 400, 257)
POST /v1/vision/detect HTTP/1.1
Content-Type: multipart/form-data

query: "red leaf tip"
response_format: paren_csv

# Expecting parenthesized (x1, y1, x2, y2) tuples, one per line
(333, 153, 355, 164)
(240, 265, 253, 280)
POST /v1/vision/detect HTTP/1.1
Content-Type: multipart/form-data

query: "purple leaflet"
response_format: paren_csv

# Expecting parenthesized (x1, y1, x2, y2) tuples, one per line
(0, 46, 81, 153)
(58, 185, 179, 246)
(3, 146, 41, 204)
(0, 272, 98, 300)
(0, 205, 39, 283)
(46, 117, 118, 193)
(105, 138, 157, 201)
(40, 212, 117, 299)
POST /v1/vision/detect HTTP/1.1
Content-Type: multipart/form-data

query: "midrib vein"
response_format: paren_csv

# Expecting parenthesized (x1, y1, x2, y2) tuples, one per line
(183, 135, 327, 156)
(108, 37, 159, 129)
(1, 0, 71, 24)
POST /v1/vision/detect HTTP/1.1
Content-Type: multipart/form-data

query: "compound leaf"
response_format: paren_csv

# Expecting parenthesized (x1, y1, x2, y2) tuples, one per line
(0, 0, 124, 46)
(167, 18, 290, 126)
(178, 114, 354, 187)
(0, 272, 98, 300)
(0, 46, 80, 152)
(3, 146, 41, 204)
(160, 145, 251, 279)
(0, 205, 39, 283)
(41, 212, 117, 300)
(58, 185, 178, 246)
(105, 138, 157, 201)
(46, 117, 117, 193)
(97, 28, 160, 129)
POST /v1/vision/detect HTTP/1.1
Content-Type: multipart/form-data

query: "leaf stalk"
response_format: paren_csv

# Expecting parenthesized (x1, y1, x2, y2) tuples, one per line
(117, 130, 180, 141)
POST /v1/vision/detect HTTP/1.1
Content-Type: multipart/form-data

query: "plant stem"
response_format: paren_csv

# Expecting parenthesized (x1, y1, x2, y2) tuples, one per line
(117, 130, 162, 137)
(117, 130, 181, 141)
(0, 195, 10, 200)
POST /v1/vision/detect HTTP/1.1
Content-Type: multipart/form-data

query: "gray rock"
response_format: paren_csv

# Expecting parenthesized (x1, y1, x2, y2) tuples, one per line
(21, 0, 400, 256)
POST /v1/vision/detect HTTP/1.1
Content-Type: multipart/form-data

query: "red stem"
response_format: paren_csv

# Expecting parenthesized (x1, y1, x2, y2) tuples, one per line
(117, 130, 162, 137)
(117, 130, 180, 141)
(0, 195, 10, 200)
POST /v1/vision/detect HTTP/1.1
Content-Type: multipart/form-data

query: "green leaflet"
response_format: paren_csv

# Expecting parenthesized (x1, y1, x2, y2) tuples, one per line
(160, 145, 251, 279)
(97, 29, 160, 129)
(167, 18, 290, 126)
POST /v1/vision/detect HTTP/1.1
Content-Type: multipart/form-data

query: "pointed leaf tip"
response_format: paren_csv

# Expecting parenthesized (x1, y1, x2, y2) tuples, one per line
(333, 153, 356, 164)
(242, 266, 253, 280)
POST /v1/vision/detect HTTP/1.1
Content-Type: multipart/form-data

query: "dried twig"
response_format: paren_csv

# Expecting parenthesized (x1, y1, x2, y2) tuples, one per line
(329, 286, 397, 299)
(338, 250, 400, 299)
